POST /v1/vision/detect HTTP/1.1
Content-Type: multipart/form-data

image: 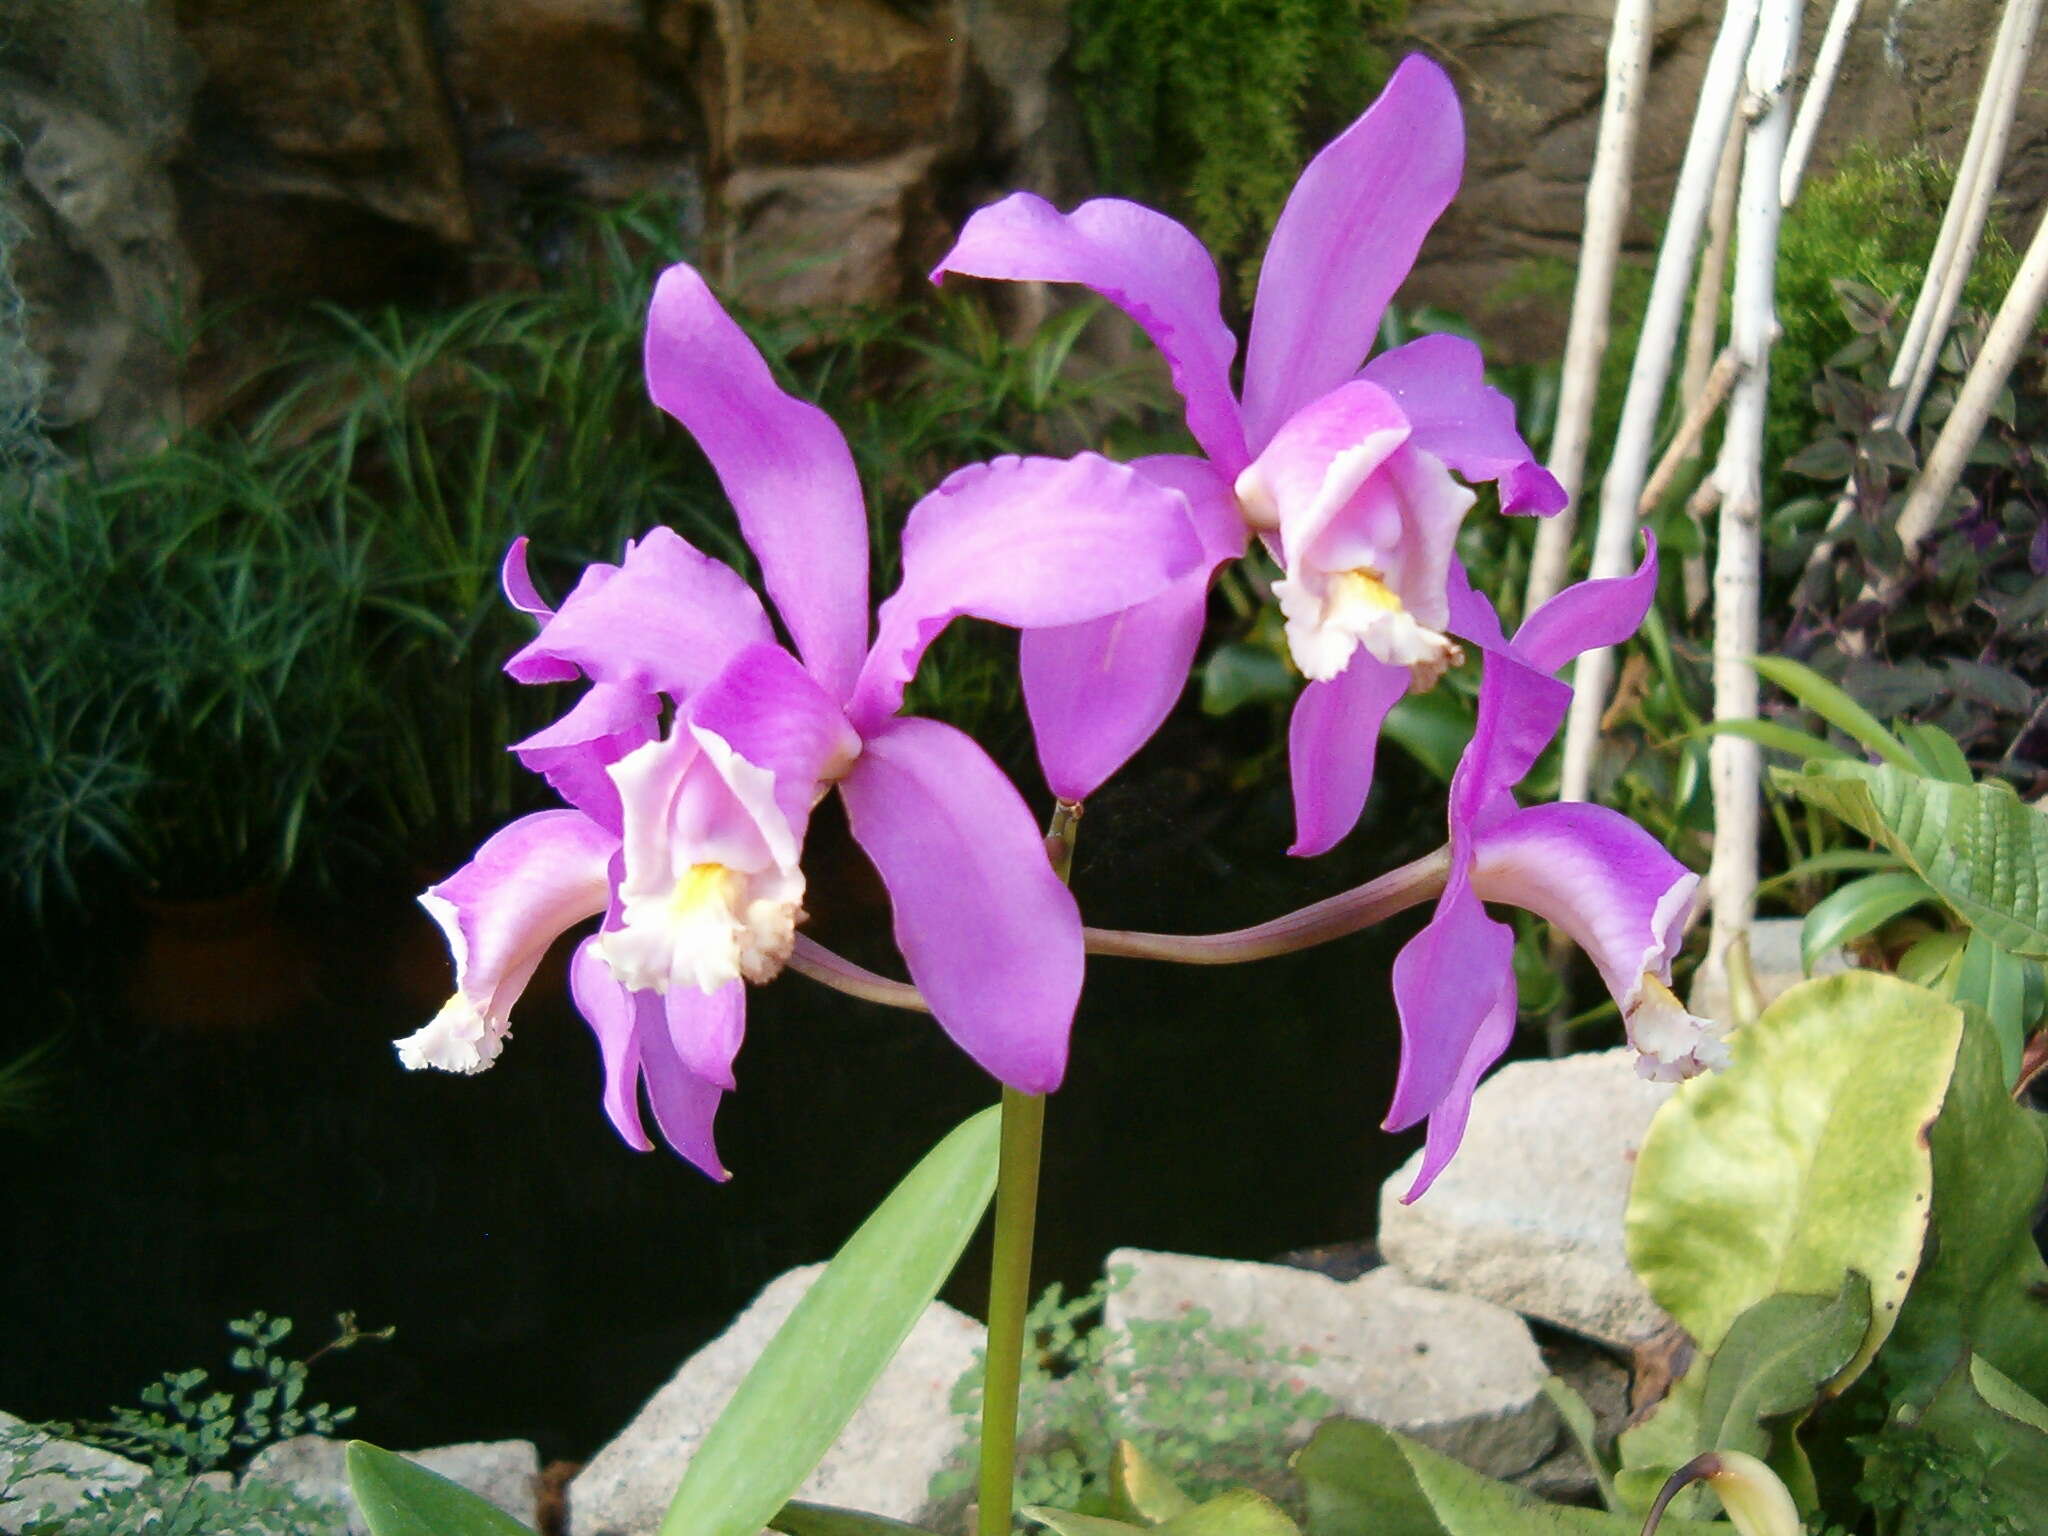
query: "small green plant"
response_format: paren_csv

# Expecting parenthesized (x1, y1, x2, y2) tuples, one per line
(929, 1269, 1334, 1526)
(0, 1311, 390, 1536)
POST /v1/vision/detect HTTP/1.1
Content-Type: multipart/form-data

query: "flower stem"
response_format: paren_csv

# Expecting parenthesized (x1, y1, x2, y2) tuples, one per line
(977, 1083, 1046, 1536)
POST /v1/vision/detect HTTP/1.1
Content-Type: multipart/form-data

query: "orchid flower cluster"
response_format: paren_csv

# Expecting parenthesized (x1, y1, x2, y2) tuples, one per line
(393, 55, 1725, 1201)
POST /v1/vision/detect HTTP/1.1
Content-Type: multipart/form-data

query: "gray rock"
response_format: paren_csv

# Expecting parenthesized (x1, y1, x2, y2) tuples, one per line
(1379, 1049, 1679, 1349)
(1687, 916, 1851, 1026)
(1103, 1249, 1558, 1480)
(0, 1411, 148, 1532)
(568, 1264, 983, 1536)
(242, 1434, 540, 1535)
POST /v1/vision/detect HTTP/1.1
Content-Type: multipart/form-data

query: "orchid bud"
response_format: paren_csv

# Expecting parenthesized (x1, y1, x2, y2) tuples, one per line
(1643, 1451, 1802, 1536)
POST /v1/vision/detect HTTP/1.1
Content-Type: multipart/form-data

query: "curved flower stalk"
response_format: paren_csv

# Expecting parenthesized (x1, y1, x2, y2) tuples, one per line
(931, 54, 1565, 854)
(395, 262, 1204, 1179)
(1387, 536, 1727, 1201)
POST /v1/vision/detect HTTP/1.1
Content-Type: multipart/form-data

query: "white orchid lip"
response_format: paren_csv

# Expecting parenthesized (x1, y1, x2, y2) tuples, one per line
(600, 859, 807, 996)
(1273, 564, 1463, 685)
(395, 994, 505, 1075)
(1624, 971, 1729, 1081)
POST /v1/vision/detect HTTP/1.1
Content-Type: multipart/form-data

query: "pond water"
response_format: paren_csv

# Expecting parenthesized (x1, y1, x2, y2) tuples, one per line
(3, 719, 1457, 1464)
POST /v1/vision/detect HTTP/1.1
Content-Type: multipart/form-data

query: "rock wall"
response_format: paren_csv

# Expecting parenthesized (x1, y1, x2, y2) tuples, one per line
(6, 0, 2047, 450)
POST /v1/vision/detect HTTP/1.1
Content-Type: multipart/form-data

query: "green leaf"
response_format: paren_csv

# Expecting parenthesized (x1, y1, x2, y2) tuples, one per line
(346, 1442, 538, 1536)
(1751, 655, 1921, 770)
(1972, 1355, 2048, 1436)
(1539, 1377, 1619, 1514)
(768, 1503, 943, 1536)
(1911, 1355, 2048, 1521)
(1773, 761, 2048, 959)
(1897, 929, 1967, 987)
(1625, 974, 1963, 1381)
(1755, 847, 1905, 898)
(1109, 1441, 1197, 1525)
(1200, 643, 1294, 716)
(1798, 871, 1935, 971)
(1294, 1420, 1722, 1536)
(1382, 690, 1475, 782)
(1880, 1009, 2048, 1411)
(1029, 1491, 1298, 1536)
(660, 1107, 1001, 1536)
(1950, 931, 2036, 1084)
(1895, 721, 1973, 784)
(1695, 1274, 1873, 1456)
(1696, 716, 1857, 763)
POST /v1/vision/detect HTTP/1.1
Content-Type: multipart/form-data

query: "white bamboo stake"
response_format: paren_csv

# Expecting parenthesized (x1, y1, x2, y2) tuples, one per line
(1679, 117, 1745, 613)
(1556, 0, 1765, 805)
(1702, 0, 1804, 998)
(1895, 0, 2044, 426)
(1779, 0, 1863, 206)
(1525, 0, 1657, 614)
(1883, 199, 2048, 581)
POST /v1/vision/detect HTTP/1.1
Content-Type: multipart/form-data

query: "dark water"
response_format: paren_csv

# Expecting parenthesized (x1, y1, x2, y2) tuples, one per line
(2, 716, 1446, 1464)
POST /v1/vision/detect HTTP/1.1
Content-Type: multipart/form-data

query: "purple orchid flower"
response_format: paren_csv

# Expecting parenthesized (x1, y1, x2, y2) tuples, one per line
(1386, 535, 1727, 1202)
(931, 54, 1565, 852)
(394, 262, 1203, 1179)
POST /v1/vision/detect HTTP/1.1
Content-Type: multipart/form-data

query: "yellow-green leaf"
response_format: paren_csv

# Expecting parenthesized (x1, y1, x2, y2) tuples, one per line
(1109, 1441, 1197, 1525)
(346, 1442, 538, 1536)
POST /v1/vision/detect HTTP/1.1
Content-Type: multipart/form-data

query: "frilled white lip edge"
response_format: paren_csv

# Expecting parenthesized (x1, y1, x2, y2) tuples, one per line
(1622, 875, 1728, 1081)
(394, 994, 504, 1075)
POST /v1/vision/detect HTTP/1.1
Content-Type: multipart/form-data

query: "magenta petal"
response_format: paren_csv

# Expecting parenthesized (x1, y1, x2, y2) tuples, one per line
(1443, 560, 1509, 652)
(838, 717, 1081, 1093)
(1399, 970, 1516, 1202)
(848, 453, 1205, 733)
(1286, 654, 1410, 857)
(1449, 651, 1571, 832)
(685, 643, 860, 840)
(506, 527, 775, 700)
(511, 682, 661, 833)
(1512, 533, 1658, 674)
(636, 991, 731, 1180)
(1359, 334, 1566, 515)
(1240, 55, 1464, 451)
(931, 194, 1249, 473)
(645, 265, 870, 701)
(501, 537, 553, 619)
(1019, 457, 1244, 801)
(1467, 800, 1699, 1007)
(1234, 380, 1411, 562)
(1384, 876, 1515, 1133)
(664, 977, 747, 1092)
(569, 937, 654, 1152)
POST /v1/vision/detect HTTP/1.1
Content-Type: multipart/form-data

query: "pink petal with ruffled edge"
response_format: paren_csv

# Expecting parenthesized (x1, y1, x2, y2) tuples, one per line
(501, 537, 555, 619)
(1241, 55, 1464, 451)
(1359, 334, 1566, 515)
(1286, 654, 1411, 857)
(931, 195, 1249, 474)
(506, 526, 775, 700)
(1233, 380, 1411, 562)
(848, 453, 1204, 733)
(838, 716, 1082, 1094)
(646, 264, 871, 702)
(1019, 455, 1246, 801)
(511, 682, 661, 834)
(397, 810, 617, 1074)
(684, 642, 861, 841)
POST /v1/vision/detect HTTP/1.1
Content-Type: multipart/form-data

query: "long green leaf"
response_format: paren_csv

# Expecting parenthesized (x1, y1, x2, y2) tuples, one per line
(660, 1107, 1001, 1536)
(1750, 656, 1920, 770)
(769, 1502, 944, 1536)
(346, 1442, 538, 1536)
(1798, 871, 1935, 972)
(1774, 762, 2048, 958)
(1694, 716, 1856, 763)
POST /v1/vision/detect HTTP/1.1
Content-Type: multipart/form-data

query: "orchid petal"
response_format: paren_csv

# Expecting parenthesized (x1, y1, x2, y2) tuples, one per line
(397, 810, 616, 1074)
(848, 453, 1204, 733)
(1384, 874, 1514, 1133)
(1286, 653, 1410, 857)
(505, 526, 775, 700)
(635, 996, 732, 1180)
(511, 682, 661, 833)
(663, 975, 747, 1091)
(685, 643, 861, 840)
(931, 194, 1249, 473)
(1449, 651, 1570, 832)
(1467, 801, 1699, 1014)
(1443, 560, 1510, 652)
(646, 264, 870, 701)
(1400, 970, 1516, 1202)
(1241, 55, 1464, 450)
(1233, 380, 1411, 562)
(501, 537, 553, 619)
(838, 717, 1081, 1093)
(1019, 456, 1245, 801)
(1359, 334, 1567, 515)
(1512, 533, 1658, 674)
(570, 936, 654, 1151)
